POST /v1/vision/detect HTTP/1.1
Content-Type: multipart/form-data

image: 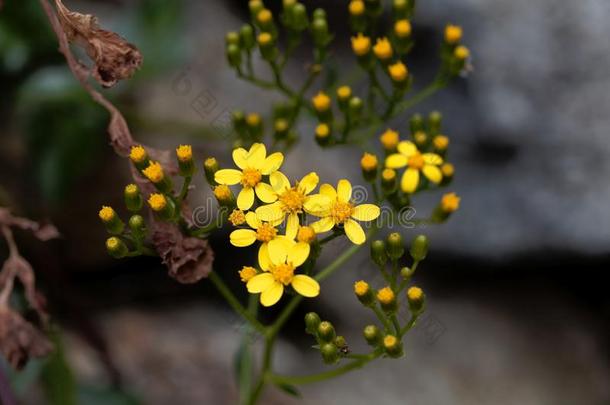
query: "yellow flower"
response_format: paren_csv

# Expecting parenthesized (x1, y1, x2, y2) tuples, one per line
(257, 9, 272, 24)
(407, 286, 423, 301)
(147, 193, 167, 212)
(258, 32, 273, 46)
(315, 123, 330, 139)
(394, 20, 411, 38)
(312, 91, 331, 112)
(246, 113, 261, 127)
(373, 37, 393, 60)
(176, 145, 192, 162)
(98, 206, 115, 222)
(377, 287, 395, 305)
(247, 239, 318, 307)
(441, 163, 455, 177)
(142, 161, 165, 183)
(433, 135, 449, 151)
(351, 33, 371, 56)
(214, 185, 233, 203)
(385, 141, 444, 193)
(349, 0, 365, 16)
(382, 168, 396, 182)
(309, 179, 381, 245)
(228, 209, 246, 226)
(129, 145, 147, 164)
(388, 61, 408, 82)
(380, 129, 399, 150)
(230, 212, 285, 267)
(297, 226, 316, 244)
(239, 266, 258, 283)
(354, 280, 370, 297)
(214, 143, 284, 210)
(255, 172, 326, 239)
(445, 24, 462, 44)
(440, 192, 460, 213)
(360, 153, 378, 172)
(454, 45, 470, 60)
(336, 85, 352, 101)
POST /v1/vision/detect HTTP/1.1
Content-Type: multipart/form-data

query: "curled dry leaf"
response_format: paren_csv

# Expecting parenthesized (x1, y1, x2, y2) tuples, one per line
(0, 207, 60, 241)
(152, 221, 214, 284)
(54, 0, 142, 88)
(0, 308, 53, 370)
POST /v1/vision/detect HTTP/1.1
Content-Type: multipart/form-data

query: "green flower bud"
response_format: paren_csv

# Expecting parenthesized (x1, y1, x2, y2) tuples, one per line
(428, 111, 442, 135)
(317, 321, 336, 342)
(128, 214, 146, 239)
(400, 266, 415, 279)
(176, 145, 195, 177)
(320, 343, 339, 364)
(381, 169, 397, 194)
(249, 0, 264, 18)
(334, 335, 347, 349)
(273, 118, 289, 139)
(409, 113, 424, 134)
(363, 325, 381, 346)
(98, 206, 124, 235)
(370, 240, 388, 267)
(305, 312, 322, 334)
(354, 280, 374, 306)
(226, 44, 241, 68)
(386, 232, 405, 260)
(203, 157, 219, 186)
(407, 286, 425, 313)
(257, 32, 277, 61)
(232, 110, 248, 137)
(240, 25, 255, 50)
(106, 237, 128, 259)
(392, 0, 409, 19)
(124, 184, 143, 212)
(246, 113, 264, 140)
(312, 18, 329, 48)
(226, 31, 240, 46)
(291, 3, 309, 31)
(348, 96, 363, 119)
(256, 9, 276, 33)
(410, 234, 429, 262)
(312, 8, 326, 20)
(383, 334, 404, 358)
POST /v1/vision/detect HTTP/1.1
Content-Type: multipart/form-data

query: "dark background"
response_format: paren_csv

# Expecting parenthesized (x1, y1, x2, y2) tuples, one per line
(1, 0, 609, 404)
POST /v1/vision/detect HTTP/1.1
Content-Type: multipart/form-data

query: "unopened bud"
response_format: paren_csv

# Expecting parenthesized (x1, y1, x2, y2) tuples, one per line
(203, 157, 219, 186)
(320, 343, 339, 364)
(99, 206, 124, 235)
(317, 321, 336, 342)
(410, 234, 429, 261)
(363, 325, 381, 346)
(128, 214, 146, 239)
(106, 237, 128, 259)
(407, 286, 425, 313)
(377, 286, 397, 313)
(354, 280, 374, 306)
(124, 184, 143, 212)
(370, 240, 388, 267)
(383, 334, 403, 358)
(386, 232, 404, 260)
(305, 312, 321, 334)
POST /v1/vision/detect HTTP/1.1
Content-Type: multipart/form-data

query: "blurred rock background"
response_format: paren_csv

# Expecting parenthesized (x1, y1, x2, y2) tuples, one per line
(1, 0, 609, 404)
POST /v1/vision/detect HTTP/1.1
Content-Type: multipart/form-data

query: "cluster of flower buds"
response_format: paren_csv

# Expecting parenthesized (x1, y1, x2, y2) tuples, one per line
(305, 312, 350, 364)
(440, 23, 471, 79)
(351, 232, 428, 358)
(312, 86, 364, 146)
(231, 111, 264, 146)
(99, 144, 200, 258)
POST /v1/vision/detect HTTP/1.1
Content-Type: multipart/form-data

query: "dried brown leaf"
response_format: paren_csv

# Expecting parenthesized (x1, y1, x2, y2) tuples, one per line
(0, 308, 53, 370)
(0, 208, 59, 241)
(54, 0, 142, 88)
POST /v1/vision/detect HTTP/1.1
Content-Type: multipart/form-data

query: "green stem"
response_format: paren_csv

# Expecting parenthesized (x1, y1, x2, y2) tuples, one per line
(391, 315, 402, 335)
(177, 176, 192, 202)
(372, 305, 392, 332)
(209, 271, 266, 334)
(399, 313, 420, 338)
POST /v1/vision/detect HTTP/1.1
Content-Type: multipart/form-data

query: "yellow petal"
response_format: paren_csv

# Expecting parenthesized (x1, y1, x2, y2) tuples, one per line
(255, 182, 278, 203)
(398, 141, 417, 157)
(401, 168, 420, 193)
(344, 219, 366, 245)
(260, 282, 283, 307)
(286, 213, 299, 240)
(256, 202, 284, 222)
(288, 242, 310, 267)
(237, 187, 255, 210)
(260, 152, 284, 175)
(258, 243, 271, 271)
(245, 211, 261, 229)
(303, 194, 332, 216)
(423, 153, 443, 165)
(291, 275, 320, 298)
(299, 172, 319, 194)
(268, 238, 290, 266)
(319, 183, 337, 200)
(385, 154, 408, 169)
(215, 169, 242, 185)
(337, 179, 352, 203)
(352, 204, 381, 222)
(232, 148, 249, 170)
(422, 164, 442, 184)
(247, 273, 274, 293)
(270, 171, 290, 193)
(230, 229, 257, 247)
(246, 143, 267, 169)
(311, 217, 335, 233)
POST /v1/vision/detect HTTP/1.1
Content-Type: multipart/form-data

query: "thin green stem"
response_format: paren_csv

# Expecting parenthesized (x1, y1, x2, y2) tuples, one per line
(209, 271, 266, 334)
(399, 313, 420, 338)
(177, 176, 192, 202)
(391, 315, 402, 335)
(372, 305, 392, 332)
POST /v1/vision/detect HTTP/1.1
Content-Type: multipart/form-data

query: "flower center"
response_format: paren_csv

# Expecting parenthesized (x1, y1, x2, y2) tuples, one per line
(256, 223, 277, 242)
(271, 263, 295, 285)
(241, 168, 262, 188)
(331, 201, 354, 224)
(279, 186, 306, 213)
(408, 153, 425, 170)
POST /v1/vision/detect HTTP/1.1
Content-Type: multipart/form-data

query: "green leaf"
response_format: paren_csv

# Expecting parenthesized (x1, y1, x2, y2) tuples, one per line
(40, 329, 78, 405)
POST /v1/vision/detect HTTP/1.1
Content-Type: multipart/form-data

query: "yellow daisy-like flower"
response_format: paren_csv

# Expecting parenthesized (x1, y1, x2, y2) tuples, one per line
(247, 239, 318, 307)
(385, 141, 444, 193)
(255, 172, 327, 239)
(309, 180, 381, 245)
(214, 143, 284, 210)
(230, 211, 284, 266)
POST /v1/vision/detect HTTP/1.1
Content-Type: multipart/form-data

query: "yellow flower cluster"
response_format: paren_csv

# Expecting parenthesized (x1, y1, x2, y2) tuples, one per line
(219, 143, 381, 307)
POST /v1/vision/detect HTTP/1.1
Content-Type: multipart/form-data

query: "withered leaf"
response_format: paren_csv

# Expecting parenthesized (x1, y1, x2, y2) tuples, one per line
(0, 207, 59, 241)
(54, 0, 142, 88)
(0, 308, 53, 370)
